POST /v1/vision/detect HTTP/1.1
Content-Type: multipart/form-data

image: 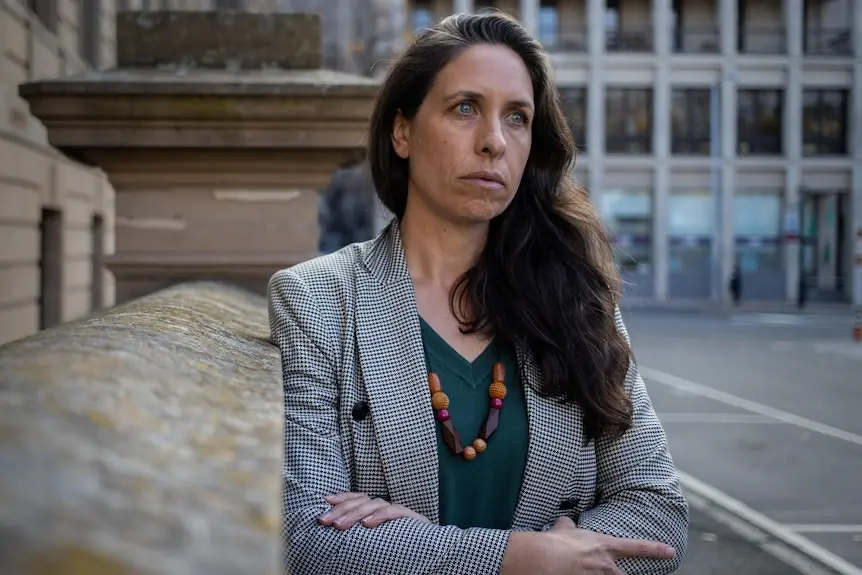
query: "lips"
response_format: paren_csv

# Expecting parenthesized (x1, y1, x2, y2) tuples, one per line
(460, 171, 506, 189)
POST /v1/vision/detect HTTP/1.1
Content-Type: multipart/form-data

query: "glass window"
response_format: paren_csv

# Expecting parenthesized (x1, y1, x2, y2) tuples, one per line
(802, 89, 848, 156)
(538, 1, 559, 48)
(606, 89, 652, 154)
(559, 87, 587, 150)
(671, 88, 712, 155)
(598, 187, 653, 272)
(668, 188, 714, 299)
(737, 89, 783, 155)
(412, 3, 434, 32)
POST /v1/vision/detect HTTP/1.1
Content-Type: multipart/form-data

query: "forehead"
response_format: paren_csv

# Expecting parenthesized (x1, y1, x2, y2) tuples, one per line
(431, 44, 534, 104)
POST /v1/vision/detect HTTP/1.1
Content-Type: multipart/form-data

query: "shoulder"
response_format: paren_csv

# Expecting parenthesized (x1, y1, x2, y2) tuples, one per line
(268, 240, 371, 304)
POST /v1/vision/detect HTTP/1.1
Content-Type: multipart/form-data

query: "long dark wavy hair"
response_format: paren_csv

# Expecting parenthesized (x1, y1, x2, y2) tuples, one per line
(367, 10, 633, 441)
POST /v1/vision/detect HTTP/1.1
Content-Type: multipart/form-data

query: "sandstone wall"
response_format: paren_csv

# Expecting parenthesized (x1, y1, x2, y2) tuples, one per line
(0, 0, 118, 346)
(0, 282, 283, 575)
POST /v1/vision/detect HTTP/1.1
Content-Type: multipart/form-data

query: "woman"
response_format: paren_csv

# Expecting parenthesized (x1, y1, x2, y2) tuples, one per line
(268, 10, 688, 575)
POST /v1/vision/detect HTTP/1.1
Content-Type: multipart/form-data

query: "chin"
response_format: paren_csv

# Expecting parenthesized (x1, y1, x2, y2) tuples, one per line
(457, 198, 510, 223)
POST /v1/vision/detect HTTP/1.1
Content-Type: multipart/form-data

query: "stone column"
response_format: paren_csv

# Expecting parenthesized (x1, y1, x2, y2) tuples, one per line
(586, 0, 605, 207)
(851, 0, 862, 311)
(652, 0, 671, 301)
(719, 0, 736, 55)
(784, 0, 804, 304)
(519, 0, 538, 37)
(453, 0, 473, 14)
(717, 0, 737, 306)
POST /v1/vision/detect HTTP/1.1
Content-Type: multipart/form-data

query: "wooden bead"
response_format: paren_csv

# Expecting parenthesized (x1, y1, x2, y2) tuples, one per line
(463, 446, 477, 461)
(428, 373, 442, 394)
(472, 438, 487, 453)
(493, 362, 505, 382)
(431, 391, 449, 410)
(489, 381, 507, 399)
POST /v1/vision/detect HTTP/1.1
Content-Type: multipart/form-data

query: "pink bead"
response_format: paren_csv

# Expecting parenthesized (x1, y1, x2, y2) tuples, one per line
(490, 398, 503, 409)
(436, 409, 450, 421)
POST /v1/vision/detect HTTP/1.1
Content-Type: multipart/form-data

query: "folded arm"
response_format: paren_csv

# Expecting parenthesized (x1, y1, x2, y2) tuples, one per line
(268, 269, 511, 575)
(575, 307, 689, 574)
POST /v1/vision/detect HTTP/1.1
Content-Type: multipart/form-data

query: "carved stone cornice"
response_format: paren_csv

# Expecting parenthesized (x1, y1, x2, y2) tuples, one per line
(18, 69, 379, 164)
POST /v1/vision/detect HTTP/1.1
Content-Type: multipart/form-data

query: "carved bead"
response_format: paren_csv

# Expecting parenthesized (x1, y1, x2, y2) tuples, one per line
(489, 381, 507, 399)
(463, 446, 477, 461)
(490, 397, 503, 409)
(436, 409, 450, 421)
(428, 373, 442, 394)
(472, 438, 487, 453)
(493, 362, 505, 382)
(431, 391, 449, 410)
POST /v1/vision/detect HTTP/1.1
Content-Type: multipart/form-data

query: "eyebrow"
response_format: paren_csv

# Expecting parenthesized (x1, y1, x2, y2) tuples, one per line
(445, 90, 535, 112)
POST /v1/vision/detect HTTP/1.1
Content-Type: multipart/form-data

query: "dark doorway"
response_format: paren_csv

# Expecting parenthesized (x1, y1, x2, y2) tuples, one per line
(39, 208, 63, 329)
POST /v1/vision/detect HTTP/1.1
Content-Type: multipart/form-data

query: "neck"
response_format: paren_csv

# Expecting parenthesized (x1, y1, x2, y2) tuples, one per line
(399, 201, 488, 288)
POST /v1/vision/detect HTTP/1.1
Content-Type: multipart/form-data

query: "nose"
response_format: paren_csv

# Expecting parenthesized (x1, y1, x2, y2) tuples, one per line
(476, 116, 506, 157)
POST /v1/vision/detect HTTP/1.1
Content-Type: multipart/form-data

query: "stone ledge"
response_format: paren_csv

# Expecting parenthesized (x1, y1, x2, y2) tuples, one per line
(0, 282, 283, 575)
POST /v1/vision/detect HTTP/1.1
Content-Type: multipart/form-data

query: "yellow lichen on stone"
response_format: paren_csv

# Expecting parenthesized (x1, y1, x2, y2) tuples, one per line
(86, 410, 115, 430)
(26, 546, 133, 575)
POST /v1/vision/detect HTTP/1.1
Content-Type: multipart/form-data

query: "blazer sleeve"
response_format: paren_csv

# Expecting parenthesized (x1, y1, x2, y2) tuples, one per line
(267, 269, 512, 575)
(575, 307, 690, 574)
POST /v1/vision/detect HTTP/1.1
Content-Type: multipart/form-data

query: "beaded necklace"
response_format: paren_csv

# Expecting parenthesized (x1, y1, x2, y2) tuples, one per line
(421, 335, 508, 462)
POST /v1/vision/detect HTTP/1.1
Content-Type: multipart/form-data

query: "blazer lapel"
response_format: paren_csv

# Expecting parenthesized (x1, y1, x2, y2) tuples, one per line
(354, 222, 441, 523)
(511, 346, 585, 530)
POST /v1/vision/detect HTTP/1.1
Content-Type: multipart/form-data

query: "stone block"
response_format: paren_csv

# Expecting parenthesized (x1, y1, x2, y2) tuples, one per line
(0, 282, 283, 575)
(117, 11, 322, 70)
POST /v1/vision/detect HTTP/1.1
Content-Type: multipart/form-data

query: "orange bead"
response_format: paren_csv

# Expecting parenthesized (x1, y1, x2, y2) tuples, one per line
(463, 446, 477, 460)
(431, 391, 449, 410)
(493, 362, 505, 382)
(489, 381, 507, 400)
(428, 373, 442, 394)
(472, 438, 487, 453)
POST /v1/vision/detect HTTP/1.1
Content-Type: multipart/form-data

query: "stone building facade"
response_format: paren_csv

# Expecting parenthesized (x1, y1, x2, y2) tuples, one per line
(1, 0, 118, 346)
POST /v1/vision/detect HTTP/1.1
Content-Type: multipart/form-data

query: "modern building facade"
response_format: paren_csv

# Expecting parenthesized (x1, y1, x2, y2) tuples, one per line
(1, 0, 118, 346)
(405, 0, 862, 307)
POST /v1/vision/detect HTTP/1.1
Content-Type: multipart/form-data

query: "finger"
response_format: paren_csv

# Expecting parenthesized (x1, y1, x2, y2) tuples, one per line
(362, 505, 424, 527)
(324, 492, 367, 505)
(550, 517, 576, 531)
(331, 499, 390, 530)
(319, 493, 370, 525)
(607, 536, 676, 559)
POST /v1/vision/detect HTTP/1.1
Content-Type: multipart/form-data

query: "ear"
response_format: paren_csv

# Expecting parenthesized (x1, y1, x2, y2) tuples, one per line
(391, 110, 410, 160)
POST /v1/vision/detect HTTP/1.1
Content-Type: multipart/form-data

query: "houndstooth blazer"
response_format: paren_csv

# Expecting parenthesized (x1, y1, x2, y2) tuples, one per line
(268, 220, 689, 575)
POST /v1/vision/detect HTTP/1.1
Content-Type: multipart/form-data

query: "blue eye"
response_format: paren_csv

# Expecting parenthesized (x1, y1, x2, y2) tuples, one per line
(511, 112, 525, 124)
(457, 102, 474, 114)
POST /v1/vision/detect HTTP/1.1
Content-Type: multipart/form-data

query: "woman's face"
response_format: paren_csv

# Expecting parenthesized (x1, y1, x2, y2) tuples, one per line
(392, 43, 534, 225)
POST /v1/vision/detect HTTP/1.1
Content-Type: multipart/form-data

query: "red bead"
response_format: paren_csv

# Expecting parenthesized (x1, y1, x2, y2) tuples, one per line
(436, 409, 450, 421)
(490, 398, 503, 409)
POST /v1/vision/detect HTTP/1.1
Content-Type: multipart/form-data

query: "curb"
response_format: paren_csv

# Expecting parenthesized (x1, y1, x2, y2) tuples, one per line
(680, 471, 862, 575)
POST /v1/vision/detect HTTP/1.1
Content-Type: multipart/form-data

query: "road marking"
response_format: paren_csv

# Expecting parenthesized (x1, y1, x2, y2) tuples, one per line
(641, 366, 862, 447)
(680, 471, 862, 575)
(784, 525, 862, 534)
(657, 413, 779, 424)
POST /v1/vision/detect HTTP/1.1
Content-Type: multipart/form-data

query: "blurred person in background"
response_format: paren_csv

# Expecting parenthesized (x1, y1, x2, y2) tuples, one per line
(269, 10, 688, 575)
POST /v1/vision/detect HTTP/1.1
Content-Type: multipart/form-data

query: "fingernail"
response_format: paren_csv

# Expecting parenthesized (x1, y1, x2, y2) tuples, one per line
(665, 546, 676, 558)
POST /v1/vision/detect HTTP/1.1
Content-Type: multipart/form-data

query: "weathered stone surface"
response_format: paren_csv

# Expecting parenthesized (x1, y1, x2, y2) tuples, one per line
(117, 11, 322, 70)
(0, 282, 283, 575)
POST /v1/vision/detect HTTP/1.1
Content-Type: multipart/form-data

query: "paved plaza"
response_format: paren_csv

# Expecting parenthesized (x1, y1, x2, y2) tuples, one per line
(623, 307, 861, 574)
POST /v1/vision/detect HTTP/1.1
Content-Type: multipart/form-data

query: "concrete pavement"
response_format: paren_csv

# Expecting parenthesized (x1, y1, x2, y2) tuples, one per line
(624, 309, 862, 574)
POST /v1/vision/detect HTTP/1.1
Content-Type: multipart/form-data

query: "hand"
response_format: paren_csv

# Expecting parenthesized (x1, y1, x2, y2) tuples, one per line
(544, 517, 676, 574)
(318, 492, 430, 530)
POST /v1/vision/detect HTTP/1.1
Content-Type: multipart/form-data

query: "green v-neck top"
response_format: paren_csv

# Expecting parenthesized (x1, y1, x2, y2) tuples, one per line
(418, 317, 530, 530)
